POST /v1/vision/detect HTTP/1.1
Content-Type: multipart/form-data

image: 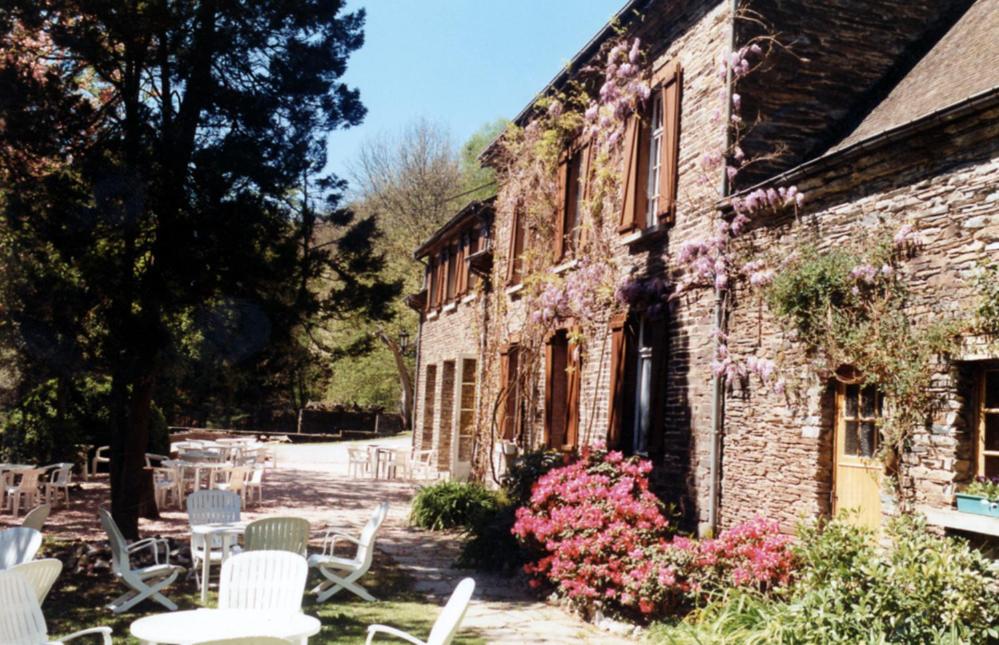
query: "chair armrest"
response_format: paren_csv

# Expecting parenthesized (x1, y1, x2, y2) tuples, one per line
(52, 625, 113, 644)
(322, 529, 360, 556)
(127, 536, 170, 564)
(365, 625, 427, 645)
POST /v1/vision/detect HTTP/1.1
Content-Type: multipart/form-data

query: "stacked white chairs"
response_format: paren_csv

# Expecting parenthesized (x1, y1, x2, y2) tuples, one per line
(9, 558, 62, 604)
(41, 463, 73, 507)
(218, 550, 308, 611)
(244, 517, 309, 557)
(98, 508, 183, 614)
(90, 446, 110, 478)
(187, 489, 241, 588)
(152, 465, 183, 509)
(0, 569, 112, 644)
(5, 467, 45, 516)
(308, 501, 388, 602)
(21, 504, 50, 532)
(366, 577, 475, 645)
(1, 526, 42, 570)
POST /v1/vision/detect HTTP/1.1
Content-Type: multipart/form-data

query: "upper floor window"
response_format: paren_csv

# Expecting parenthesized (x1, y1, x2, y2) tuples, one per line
(506, 206, 526, 286)
(979, 368, 999, 477)
(619, 61, 682, 233)
(558, 148, 585, 260)
(445, 245, 458, 303)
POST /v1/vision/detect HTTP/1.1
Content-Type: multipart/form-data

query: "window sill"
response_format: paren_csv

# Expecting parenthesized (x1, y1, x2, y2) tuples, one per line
(621, 224, 668, 249)
(442, 303, 457, 314)
(919, 505, 999, 537)
(505, 283, 524, 298)
(461, 293, 477, 304)
(427, 311, 440, 321)
(552, 258, 579, 275)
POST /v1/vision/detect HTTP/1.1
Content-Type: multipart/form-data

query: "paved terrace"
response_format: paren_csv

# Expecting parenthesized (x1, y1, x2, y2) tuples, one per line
(1, 436, 633, 644)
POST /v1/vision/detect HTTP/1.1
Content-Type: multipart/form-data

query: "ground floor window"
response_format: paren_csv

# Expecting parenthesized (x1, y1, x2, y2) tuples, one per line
(457, 358, 477, 462)
(608, 313, 666, 457)
(978, 367, 999, 477)
(545, 329, 580, 450)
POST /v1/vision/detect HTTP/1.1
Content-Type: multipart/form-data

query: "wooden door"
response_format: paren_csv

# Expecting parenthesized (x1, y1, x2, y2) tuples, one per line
(833, 383, 883, 528)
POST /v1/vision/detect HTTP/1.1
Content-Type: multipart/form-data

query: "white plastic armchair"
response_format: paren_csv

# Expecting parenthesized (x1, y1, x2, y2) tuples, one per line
(151, 466, 182, 509)
(187, 489, 242, 588)
(98, 508, 183, 614)
(90, 446, 110, 478)
(22, 504, 51, 532)
(366, 578, 475, 645)
(0, 569, 112, 644)
(411, 450, 437, 480)
(0, 526, 42, 569)
(347, 447, 370, 479)
(5, 468, 45, 517)
(9, 558, 62, 604)
(41, 464, 73, 507)
(308, 501, 388, 602)
(218, 550, 308, 611)
(216, 466, 250, 504)
(245, 464, 266, 505)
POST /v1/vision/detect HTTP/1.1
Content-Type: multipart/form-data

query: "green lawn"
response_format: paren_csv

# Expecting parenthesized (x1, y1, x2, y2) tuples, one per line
(41, 540, 486, 644)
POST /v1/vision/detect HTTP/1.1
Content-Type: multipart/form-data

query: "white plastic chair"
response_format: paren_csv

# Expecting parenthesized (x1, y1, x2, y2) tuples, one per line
(244, 517, 310, 557)
(0, 527, 42, 569)
(187, 489, 242, 588)
(0, 569, 112, 644)
(195, 638, 293, 645)
(366, 578, 475, 645)
(98, 508, 183, 614)
(245, 464, 265, 505)
(91, 446, 110, 478)
(145, 453, 168, 468)
(9, 558, 62, 604)
(347, 448, 370, 479)
(21, 504, 51, 532)
(411, 450, 437, 480)
(151, 466, 182, 510)
(308, 501, 388, 602)
(216, 466, 250, 504)
(218, 550, 308, 611)
(5, 468, 45, 517)
(41, 463, 73, 507)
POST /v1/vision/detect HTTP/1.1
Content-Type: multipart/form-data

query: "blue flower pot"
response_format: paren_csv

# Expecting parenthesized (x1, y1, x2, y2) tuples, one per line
(955, 493, 999, 518)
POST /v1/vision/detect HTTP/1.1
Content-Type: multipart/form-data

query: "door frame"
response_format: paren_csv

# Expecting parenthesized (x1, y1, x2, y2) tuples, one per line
(832, 381, 884, 526)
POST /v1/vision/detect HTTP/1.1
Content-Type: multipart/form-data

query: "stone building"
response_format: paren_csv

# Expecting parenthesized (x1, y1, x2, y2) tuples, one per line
(410, 0, 999, 539)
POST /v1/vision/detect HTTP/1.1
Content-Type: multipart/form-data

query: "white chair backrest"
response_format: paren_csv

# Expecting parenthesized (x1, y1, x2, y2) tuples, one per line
(223, 466, 249, 487)
(0, 527, 42, 570)
(244, 517, 310, 556)
(186, 490, 241, 525)
(21, 505, 50, 532)
(0, 569, 49, 643)
(9, 558, 62, 603)
(347, 447, 368, 462)
(427, 578, 476, 645)
(98, 508, 129, 574)
(46, 463, 73, 486)
(354, 502, 389, 566)
(218, 550, 307, 611)
(15, 468, 43, 492)
(248, 464, 265, 485)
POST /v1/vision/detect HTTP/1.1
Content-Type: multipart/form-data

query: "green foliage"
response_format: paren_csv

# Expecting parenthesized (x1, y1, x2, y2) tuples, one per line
(459, 118, 506, 200)
(409, 481, 502, 532)
(456, 450, 564, 573)
(964, 476, 999, 502)
(975, 261, 999, 337)
(648, 515, 999, 644)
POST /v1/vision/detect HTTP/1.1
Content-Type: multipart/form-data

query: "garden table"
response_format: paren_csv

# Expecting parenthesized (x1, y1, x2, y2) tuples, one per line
(130, 608, 321, 644)
(191, 521, 246, 603)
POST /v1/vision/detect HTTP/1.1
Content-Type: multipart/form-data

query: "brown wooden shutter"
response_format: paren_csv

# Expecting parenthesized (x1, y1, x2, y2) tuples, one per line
(498, 347, 511, 440)
(657, 63, 683, 224)
(578, 143, 594, 250)
(619, 115, 642, 233)
(456, 234, 468, 296)
(554, 158, 569, 261)
(566, 334, 582, 449)
(435, 252, 446, 308)
(607, 313, 629, 448)
(544, 339, 556, 447)
(506, 208, 521, 285)
(424, 262, 434, 313)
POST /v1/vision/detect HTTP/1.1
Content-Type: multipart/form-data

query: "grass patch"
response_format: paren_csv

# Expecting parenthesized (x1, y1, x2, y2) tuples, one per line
(40, 539, 485, 644)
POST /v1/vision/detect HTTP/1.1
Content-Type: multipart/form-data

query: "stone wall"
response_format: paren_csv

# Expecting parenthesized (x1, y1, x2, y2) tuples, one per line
(720, 103, 999, 528)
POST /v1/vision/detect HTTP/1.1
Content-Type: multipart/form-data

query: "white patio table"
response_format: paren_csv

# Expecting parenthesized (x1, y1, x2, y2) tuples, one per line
(191, 521, 246, 603)
(130, 608, 321, 644)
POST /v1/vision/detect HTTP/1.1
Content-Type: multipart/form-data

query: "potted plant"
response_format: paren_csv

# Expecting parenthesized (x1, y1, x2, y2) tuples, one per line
(955, 476, 999, 518)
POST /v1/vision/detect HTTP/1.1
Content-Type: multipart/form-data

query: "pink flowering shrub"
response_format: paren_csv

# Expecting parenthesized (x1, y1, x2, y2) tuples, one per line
(513, 448, 797, 618)
(512, 447, 673, 614)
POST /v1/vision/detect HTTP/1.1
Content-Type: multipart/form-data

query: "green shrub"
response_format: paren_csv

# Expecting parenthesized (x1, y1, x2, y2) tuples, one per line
(648, 515, 999, 644)
(409, 481, 501, 531)
(500, 449, 564, 506)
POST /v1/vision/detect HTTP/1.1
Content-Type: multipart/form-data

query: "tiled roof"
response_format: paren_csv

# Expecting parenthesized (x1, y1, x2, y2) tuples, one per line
(833, 0, 999, 151)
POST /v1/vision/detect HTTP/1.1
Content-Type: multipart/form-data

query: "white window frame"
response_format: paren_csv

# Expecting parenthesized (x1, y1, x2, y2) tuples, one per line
(644, 92, 664, 228)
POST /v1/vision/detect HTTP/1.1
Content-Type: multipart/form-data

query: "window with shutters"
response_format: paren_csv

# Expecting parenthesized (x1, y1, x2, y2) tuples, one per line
(507, 207, 526, 286)
(559, 149, 584, 260)
(499, 345, 522, 441)
(466, 229, 480, 292)
(619, 62, 682, 234)
(608, 313, 667, 457)
(978, 367, 999, 477)
(425, 261, 438, 312)
(546, 329, 580, 450)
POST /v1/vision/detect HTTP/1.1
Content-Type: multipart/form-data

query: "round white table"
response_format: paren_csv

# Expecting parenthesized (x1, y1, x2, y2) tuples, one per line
(130, 608, 321, 644)
(191, 522, 246, 603)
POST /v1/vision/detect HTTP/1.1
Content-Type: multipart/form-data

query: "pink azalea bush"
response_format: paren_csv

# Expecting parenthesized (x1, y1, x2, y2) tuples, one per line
(513, 448, 797, 618)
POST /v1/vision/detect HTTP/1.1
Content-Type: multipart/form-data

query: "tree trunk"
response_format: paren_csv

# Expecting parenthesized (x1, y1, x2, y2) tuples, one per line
(378, 330, 413, 430)
(110, 367, 160, 539)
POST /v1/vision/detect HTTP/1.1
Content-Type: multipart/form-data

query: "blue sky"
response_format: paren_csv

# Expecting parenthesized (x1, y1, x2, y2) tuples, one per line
(326, 0, 624, 183)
